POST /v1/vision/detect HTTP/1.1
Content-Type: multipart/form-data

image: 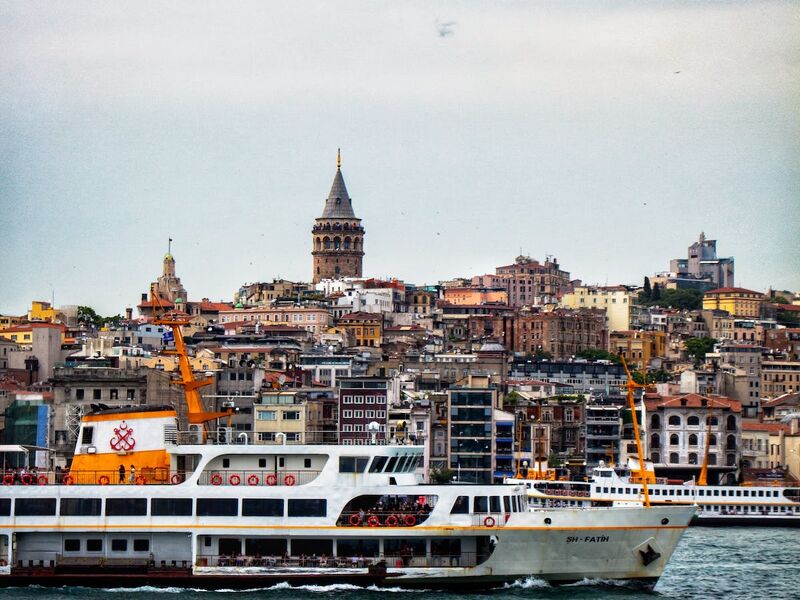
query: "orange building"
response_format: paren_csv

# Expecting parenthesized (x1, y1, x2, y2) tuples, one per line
(609, 330, 667, 370)
(337, 312, 382, 347)
(443, 287, 508, 306)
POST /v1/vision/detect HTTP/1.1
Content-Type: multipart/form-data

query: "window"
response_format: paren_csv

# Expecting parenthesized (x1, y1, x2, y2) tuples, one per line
(81, 426, 94, 445)
(687, 416, 700, 426)
(473, 496, 488, 512)
(339, 456, 369, 472)
(242, 499, 284, 517)
(60, 498, 102, 516)
(689, 434, 698, 446)
(669, 453, 679, 464)
(197, 499, 238, 517)
(0, 499, 9, 516)
(286, 432, 301, 442)
(368, 456, 388, 472)
(93, 389, 101, 400)
(86, 539, 103, 552)
(284, 411, 301, 420)
(670, 434, 679, 446)
(451, 496, 469, 514)
(304, 458, 312, 469)
(106, 498, 147, 516)
(15, 498, 56, 516)
(64, 539, 81, 552)
(257, 411, 277, 421)
(287, 499, 327, 517)
(151, 498, 193, 516)
(111, 539, 128, 552)
(133, 539, 150, 552)
(258, 432, 276, 442)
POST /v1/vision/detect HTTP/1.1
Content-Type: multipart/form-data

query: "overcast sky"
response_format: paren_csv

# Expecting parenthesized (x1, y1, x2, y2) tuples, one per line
(1, 1, 798, 316)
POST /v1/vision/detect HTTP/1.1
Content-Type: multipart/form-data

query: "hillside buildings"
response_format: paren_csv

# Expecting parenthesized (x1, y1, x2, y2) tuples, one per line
(656, 232, 734, 291)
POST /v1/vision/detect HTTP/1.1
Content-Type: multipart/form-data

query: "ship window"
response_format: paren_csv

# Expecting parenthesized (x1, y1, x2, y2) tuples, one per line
(81, 426, 94, 445)
(86, 539, 103, 552)
(473, 496, 488, 513)
(304, 458, 312, 469)
(384, 456, 398, 472)
(64, 539, 80, 552)
(152, 498, 193, 516)
(258, 459, 267, 468)
(245, 538, 288, 556)
(288, 499, 326, 517)
(133, 539, 150, 552)
(0, 499, 10, 516)
(106, 498, 147, 516)
(339, 456, 369, 473)
(278, 457, 285, 468)
(15, 498, 56, 516)
(451, 496, 469, 514)
(490, 496, 501, 513)
(197, 499, 238, 517)
(503, 497, 511, 512)
(603, 487, 609, 494)
(222, 459, 230, 468)
(242, 499, 284, 517)
(111, 539, 128, 552)
(60, 498, 102, 516)
(368, 456, 388, 473)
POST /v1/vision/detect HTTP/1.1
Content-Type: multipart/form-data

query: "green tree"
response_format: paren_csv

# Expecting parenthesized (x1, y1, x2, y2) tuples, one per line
(766, 295, 790, 305)
(503, 391, 523, 407)
(632, 369, 674, 384)
(651, 282, 661, 301)
(575, 348, 622, 363)
(78, 306, 122, 329)
(684, 337, 717, 364)
(638, 288, 702, 310)
(643, 276, 652, 299)
(429, 467, 455, 484)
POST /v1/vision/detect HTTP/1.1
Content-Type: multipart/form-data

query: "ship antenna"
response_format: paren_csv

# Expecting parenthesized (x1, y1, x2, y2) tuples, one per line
(620, 356, 651, 508)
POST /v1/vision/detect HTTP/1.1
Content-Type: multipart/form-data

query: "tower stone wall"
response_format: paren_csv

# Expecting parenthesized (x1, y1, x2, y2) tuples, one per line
(312, 153, 365, 283)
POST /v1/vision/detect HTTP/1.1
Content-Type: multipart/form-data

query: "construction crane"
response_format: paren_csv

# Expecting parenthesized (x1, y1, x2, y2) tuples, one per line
(620, 356, 651, 508)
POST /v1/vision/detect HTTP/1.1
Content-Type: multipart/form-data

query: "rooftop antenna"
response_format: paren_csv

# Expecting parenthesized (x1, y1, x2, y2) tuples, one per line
(337, 148, 341, 170)
(168, 237, 172, 255)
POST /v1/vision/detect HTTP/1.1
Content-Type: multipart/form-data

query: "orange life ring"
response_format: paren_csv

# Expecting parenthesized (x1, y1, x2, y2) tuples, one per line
(229, 474, 241, 486)
(98, 475, 110, 486)
(170, 473, 183, 484)
(385, 514, 399, 527)
(63, 475, 74, 485)
(210, 473, 223, 486)
(37, 474, 48, 485)
(135, 475, 146, 485)
(404, 515, 416, 527)
(247, 474, 259, 486)
(349, 514, 361, 526)
(284, 474, 296, 486)
(21, 474, 32, 486)
(483, 516, 496, 528)
(265, 474, 277, 486)
(367, 515, 380, 527)
(2, 474, 13, 486)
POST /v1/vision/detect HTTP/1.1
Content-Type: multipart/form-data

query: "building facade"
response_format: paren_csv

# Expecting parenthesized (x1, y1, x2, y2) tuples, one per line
(472, 255, 572, 307)
(703, 287, 765, 319)
(337, 377, 389, 445)
(559, 286, 634, 333)
(311, 152, 365, 283)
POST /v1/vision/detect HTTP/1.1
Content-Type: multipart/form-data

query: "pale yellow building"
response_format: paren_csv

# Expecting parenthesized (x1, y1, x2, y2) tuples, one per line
(253, 391, 323, 444)
(609, 330, 667, 370)
(559, 285, 633, 333)
(702, 287, 764, 318)
(28, 300, 57, 322)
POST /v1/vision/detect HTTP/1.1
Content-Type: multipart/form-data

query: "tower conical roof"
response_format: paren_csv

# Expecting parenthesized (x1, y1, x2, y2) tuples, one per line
(321, 167, 357, 219)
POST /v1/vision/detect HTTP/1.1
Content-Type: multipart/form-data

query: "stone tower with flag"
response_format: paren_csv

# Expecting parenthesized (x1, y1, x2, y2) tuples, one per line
(311, 150, 365, 283)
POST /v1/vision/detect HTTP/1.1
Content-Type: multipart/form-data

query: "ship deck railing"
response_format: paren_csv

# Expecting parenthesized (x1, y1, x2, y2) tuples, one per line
(198, 469, 321, 487)
(197, 552, 486, 569)
(336, 510, 432, 528)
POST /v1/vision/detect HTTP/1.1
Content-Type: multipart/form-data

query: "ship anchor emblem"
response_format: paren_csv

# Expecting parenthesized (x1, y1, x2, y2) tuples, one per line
(110, 421, 136, 451)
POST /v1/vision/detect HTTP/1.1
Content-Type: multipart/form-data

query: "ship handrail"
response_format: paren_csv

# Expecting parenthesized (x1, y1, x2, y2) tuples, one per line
(199, 469, 321, 487)
(336, 509, 432, 527)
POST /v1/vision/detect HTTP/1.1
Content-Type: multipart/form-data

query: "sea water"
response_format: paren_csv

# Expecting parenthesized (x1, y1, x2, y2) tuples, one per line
(0, 528, 795, 600)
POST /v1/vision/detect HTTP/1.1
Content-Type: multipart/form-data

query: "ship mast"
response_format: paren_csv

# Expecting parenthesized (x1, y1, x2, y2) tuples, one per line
(697, 399, 714, 486)
(150, 284, 231, 434)
(620, 357, 651, 508)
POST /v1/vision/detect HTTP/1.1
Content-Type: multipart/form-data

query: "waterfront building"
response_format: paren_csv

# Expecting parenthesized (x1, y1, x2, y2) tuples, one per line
(645, 392, 741, 483)
(337, 376, 390, 445)
(447, 379, 503, 484)
(311, 151, 365, 283)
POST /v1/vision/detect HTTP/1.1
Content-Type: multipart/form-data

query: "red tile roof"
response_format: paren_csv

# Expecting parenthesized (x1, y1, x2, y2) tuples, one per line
(704, 287, 764, 296)
(645, 393, 741, 412)
(0, 322, 66, 333)
(761, 392, 800, 407)
(742, 421, 790, 434)
(199, 302, 233, 312)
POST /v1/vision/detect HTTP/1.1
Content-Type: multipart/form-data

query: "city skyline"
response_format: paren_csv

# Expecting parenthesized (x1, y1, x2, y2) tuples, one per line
(2, 1, 798, 315)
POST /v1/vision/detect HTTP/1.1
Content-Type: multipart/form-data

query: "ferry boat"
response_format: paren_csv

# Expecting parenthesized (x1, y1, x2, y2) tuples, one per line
(0, 297, 694, 589)
(513, 461, 800, 527)
(0, 406, 695, 590)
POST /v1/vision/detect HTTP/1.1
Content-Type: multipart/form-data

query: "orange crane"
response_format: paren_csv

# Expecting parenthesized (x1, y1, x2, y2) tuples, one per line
(620, 356, 651, 508)
(150, 285, 232, 434)
(697, 400, 716, 486)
